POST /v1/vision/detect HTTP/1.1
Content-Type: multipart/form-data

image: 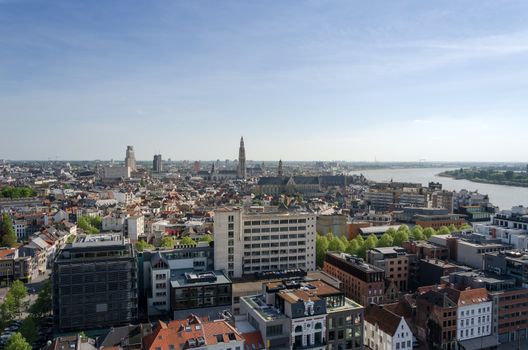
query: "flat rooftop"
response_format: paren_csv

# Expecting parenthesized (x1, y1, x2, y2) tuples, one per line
(170, 270, 231, 288)
(71, 233, 126, 248)
(242, 296, 287, 321)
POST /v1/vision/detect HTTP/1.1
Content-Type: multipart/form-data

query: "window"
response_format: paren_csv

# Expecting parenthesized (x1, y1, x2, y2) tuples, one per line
(267, 325, 282, 337)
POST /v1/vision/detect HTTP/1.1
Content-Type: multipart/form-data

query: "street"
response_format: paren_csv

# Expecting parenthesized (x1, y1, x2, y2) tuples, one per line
(0, 269, 50, 303)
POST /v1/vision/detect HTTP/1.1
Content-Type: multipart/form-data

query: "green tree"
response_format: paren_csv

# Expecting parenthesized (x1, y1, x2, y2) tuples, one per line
(1, 213, 18, 247)
(29, 280, 51, 319)
(77, 216, 99, 234)
(0, 186, 36, 199)
(423, 227, 435, 239)
(135, 240, 154, 251)
(355, 235, 365, 247)
(200, 234, 214, 242)
(0, 293, 16, 327)
(19, 317, 38, 344)
(357, 235, 378, 259)
(436, 226, 451, 235)
(377, 233, 394, 247)
(346, 239, 359, 255)
(9, 280, 27, 318)
(328, 236, 346, 252)
(385, 227, 397, 238)
(339, 235, 349, 245)
(398, 224, 410, 233)
(365, 234, 378, 249)
(325, 232, 335, 242)
(316, 234, 329, 267)
(459, 223, 472, 231)
(160, 236, 175, 248)
(5, 332, 32, 350)
(412, 225, 426, 240)
(180, 236, 197, 245)
(66, 235, 76, 244)
(448, 224, 458, 233)
(393, 230, 409, 247)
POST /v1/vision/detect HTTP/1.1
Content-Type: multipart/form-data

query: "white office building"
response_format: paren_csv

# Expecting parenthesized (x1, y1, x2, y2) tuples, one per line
(214, 206, 317, 278)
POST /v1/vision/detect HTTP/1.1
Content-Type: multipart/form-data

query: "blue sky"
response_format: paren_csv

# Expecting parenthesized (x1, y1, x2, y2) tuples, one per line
(1, 0, 528, 161)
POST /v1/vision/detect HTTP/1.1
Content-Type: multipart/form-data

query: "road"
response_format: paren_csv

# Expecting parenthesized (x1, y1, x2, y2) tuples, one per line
(0, 269, 50, 303)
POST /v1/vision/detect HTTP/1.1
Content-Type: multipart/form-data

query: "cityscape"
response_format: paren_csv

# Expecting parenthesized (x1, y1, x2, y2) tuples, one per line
(1, 140, 527, 350)
(2, 1, 528, 350)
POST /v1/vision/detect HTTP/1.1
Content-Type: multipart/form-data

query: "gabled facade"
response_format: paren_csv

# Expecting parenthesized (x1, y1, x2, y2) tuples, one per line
(364, 304, 413, 350)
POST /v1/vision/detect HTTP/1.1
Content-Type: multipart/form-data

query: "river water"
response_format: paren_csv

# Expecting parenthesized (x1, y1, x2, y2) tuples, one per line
(350, 167, 528, 210)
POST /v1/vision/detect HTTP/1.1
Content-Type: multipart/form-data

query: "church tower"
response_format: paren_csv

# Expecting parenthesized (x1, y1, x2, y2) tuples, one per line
(237, 137, 246, 179)
(278, 159, 283, 176)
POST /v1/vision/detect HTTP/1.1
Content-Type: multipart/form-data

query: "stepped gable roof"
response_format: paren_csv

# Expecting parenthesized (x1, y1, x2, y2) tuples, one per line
(365, 304, 403, 337)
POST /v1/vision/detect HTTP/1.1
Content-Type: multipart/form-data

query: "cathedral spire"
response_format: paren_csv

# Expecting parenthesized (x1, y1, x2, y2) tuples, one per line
(237, 136, 246, 179)
(278, 159, 283, 177)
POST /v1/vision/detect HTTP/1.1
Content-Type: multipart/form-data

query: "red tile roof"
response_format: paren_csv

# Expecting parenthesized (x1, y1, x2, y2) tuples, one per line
(143, 314, 243, 350)
(0, 248, 16, 259)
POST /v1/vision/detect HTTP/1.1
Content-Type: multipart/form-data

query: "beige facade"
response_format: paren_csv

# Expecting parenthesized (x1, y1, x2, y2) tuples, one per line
(214, 207, 317, 278)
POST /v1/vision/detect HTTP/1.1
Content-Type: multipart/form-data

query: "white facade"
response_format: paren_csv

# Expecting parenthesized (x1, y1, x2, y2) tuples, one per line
(291, 316, 327, 350)
(112, 191, 135, 204)
(127, 216, 144, 240)
(149, 265, 171, 314)
(364, 318, 413, 350)
(457, 301, 492, 341)
(214, 207, 317, 278)
(474, 224, 528, 249)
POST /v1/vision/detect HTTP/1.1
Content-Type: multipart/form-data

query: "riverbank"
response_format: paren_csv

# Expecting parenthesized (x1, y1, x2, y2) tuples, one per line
(349, 168, 528, 209)
(438, 171, 528, 188)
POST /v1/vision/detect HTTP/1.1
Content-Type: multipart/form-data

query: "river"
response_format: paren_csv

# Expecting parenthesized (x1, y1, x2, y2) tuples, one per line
(350, 167, 528, 210)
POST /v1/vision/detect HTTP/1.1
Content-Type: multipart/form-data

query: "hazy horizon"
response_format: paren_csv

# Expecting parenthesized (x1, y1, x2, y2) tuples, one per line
(2, 1, 528, 161)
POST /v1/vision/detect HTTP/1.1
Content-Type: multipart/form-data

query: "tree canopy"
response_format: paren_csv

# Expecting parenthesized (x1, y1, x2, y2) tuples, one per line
(4, 332, 32, 350)
(0, 186, 37, 199)
(160, 236, 175, 248)
(200, 234, 214, 242)
(328, 236, 346, 252)
(29, 280, 51, 319)
(377, 233, 394, 247)
(316, 234, 329, 267)
(436, 226, 451, 235)
(180, 236, 197, 246)
(1, 213, 18, 247)
(77, 216, 101, 234)
(135, 240, 154, 251)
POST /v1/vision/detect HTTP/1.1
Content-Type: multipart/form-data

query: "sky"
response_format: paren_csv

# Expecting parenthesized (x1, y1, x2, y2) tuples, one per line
(1, 0, 528, 162)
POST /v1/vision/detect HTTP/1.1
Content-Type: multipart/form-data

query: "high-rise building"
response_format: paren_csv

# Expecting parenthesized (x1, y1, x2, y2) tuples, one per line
(237, 137, 246, 179)
(125, 145, 137, 172)
(52, 234, 138, 332)
(152, 154, 162, 173)
(214, 206, 317, 278)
